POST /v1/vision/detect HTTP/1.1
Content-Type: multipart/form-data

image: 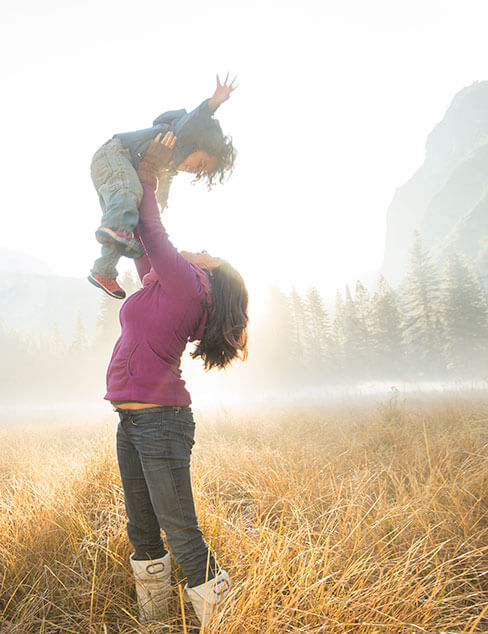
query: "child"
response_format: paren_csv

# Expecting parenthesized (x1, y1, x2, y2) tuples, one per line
(88, 75, 237, 299)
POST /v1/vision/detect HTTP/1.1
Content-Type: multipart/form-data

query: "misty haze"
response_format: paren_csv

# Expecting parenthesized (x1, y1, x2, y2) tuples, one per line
(2, 2, 488, 632)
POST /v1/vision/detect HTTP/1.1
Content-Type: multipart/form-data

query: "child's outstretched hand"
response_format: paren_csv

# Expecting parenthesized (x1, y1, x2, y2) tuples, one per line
(137, 132, 176, 191)
(208, 73, 238, 112)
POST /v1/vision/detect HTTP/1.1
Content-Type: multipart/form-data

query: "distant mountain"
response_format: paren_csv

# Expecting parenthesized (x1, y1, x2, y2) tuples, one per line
(0, 245, 55, 275)
(0, 246, 104, 339)
(0, 271, 102, 339)
(383, 81, 488, 284)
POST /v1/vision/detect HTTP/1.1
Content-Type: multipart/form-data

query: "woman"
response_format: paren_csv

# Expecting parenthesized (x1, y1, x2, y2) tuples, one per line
(109, 134, 248, 626)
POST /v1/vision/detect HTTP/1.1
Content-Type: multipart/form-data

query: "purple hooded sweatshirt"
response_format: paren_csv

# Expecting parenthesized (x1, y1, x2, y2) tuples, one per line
(105, 185, 211, 406)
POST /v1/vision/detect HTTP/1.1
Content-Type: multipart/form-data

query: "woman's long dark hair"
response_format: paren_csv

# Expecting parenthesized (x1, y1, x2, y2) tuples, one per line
(191, 261, 249, 370)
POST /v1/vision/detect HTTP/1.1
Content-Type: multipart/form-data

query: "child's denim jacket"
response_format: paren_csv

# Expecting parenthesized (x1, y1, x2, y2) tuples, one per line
(116, 99, 212, 168)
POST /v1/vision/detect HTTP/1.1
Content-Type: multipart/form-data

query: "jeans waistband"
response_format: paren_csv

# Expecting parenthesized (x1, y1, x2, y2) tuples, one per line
(114, 405, 191, 415)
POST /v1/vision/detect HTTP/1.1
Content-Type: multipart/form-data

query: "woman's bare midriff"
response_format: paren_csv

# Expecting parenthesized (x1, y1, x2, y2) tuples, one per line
(111, 402, 162, 409)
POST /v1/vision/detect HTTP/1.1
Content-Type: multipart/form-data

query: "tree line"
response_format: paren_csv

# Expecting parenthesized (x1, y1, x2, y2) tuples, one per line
(252, 233, 488, 383)
(1, 234, 487, 403)
(0, 272, 140, 402)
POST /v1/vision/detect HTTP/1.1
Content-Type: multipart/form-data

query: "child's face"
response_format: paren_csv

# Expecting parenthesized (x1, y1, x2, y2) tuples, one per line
(177, 150, 217, 174)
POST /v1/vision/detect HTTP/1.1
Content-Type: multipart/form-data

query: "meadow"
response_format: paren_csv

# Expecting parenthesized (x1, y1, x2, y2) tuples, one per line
(1, 393, 488, 633)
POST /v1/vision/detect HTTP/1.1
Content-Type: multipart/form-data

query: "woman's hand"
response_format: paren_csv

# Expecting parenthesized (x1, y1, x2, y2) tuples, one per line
(147, 131, 177, 168)
(137, 132, 177, 190)
(208, 73, 238, 112)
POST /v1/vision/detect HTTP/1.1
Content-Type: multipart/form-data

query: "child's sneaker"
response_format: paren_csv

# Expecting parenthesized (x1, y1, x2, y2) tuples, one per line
(95, 227, 145, 260)
(87, 273, 126, 299)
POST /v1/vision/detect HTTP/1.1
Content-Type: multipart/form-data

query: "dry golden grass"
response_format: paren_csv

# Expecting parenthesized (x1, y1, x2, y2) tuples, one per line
(1, 394, 488, 633)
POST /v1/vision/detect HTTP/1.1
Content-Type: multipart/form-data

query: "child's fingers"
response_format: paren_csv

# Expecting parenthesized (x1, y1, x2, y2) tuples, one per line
(155, 132, 163, 142)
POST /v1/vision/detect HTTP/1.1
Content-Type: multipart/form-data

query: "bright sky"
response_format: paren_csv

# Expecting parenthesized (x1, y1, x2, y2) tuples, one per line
(2, 0, 487, 303)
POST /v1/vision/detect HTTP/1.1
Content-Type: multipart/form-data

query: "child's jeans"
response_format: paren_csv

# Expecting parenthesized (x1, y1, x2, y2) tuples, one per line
(91, 137, 143, 279)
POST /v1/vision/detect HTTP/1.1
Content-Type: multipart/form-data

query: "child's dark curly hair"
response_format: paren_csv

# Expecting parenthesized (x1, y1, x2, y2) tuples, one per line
(197, 133, 236, 189)
(177, 117, 236, 189)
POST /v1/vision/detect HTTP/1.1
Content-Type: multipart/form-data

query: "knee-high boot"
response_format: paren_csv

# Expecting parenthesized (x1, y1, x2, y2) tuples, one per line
(130, 553, 171, 621)
(184, 570, 231, 626)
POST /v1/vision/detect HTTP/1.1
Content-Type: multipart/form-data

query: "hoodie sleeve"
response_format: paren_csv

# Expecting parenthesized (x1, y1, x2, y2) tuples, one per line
(137, 185, 202, 297)
(133, 226, 151, 283)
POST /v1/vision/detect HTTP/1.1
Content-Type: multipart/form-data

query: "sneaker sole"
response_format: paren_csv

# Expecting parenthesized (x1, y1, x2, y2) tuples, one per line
(87, 275, 126, 300)
(95, 228, 145, 259)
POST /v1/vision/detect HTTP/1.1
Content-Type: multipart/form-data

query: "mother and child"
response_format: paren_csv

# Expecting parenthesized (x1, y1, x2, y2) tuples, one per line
(88, 76, 249, 627)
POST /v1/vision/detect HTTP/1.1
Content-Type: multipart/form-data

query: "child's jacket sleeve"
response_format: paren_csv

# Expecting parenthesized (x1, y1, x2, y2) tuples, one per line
(152, 100, 211, 131)
(152, 109, 187, 126)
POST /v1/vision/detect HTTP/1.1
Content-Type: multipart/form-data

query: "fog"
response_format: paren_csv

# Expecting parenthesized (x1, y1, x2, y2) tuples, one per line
(2, 2, 488, 420)
(1, 271, 488, 423)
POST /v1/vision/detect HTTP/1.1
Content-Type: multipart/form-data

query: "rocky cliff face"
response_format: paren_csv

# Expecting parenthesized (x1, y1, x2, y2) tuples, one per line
(383, 81, 488, 284)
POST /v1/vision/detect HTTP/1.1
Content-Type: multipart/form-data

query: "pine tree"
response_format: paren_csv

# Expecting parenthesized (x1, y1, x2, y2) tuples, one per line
(305, 287, 331, 372)
(441, 252, 488, 372)
(94, 294, 122, 358)
(354, 281, 371, 325)
(402, 232, 443, 374)
(121, 270, 141, 297)
(290, 288, 311, 367)
(332, 290, 346, 375)
(50, 325, 67, 359)
(354, 280, 374, 364)
(371, 276, 405, 377)
(342, 285, 370, 377)
(71, 311, 89, 353)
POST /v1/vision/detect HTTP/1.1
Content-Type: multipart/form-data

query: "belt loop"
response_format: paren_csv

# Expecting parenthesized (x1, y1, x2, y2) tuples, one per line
(174, 406, 181, 415)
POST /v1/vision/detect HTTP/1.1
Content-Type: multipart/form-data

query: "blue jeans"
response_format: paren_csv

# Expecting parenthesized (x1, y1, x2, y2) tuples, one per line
(116, 406, 216, 588)
(91, 137, 143, 278)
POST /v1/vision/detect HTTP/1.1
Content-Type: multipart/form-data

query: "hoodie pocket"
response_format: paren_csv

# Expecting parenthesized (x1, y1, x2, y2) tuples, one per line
(127, 344, 139, 377)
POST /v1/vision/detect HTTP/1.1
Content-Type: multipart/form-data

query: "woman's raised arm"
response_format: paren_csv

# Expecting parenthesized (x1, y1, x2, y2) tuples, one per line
(136, 185, 201, 296)
(133, 225, 151, 283)
(134, 132, 176, 285)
